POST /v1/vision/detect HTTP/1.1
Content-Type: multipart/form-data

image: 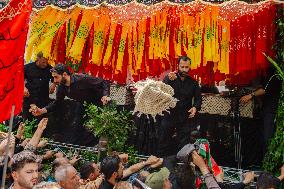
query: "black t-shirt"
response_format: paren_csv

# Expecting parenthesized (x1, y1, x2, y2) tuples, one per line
(260, 68, 282, 113)
(24, 62, 53, 105)
(45, 74, 109, 112)
(163, 74, 202, 122)
(262, 79, 282, 113)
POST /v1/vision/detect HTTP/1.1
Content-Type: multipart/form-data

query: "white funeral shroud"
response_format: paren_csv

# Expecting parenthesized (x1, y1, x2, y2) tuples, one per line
(133, 79, 177, 121)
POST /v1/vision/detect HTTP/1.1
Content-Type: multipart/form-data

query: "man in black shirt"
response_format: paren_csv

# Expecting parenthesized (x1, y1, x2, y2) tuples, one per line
(23, 52, 56, 121)
(240, 67, 282, 154)
(158, 56, 202, 157)
(30, 63, 110, 116)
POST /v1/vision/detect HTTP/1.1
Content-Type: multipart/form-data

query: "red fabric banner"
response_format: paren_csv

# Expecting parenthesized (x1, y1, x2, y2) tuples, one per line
(0, 0, 32, 122)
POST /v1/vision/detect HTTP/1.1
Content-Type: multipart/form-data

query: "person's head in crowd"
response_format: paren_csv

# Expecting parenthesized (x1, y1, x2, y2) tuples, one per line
(177, 56, 191, 77)
(134, 171, 152, 189)
(144, 167, 171, 189)
(114, 181, 136, 189)
(32, 182, 61, 189)
(52, 157, 69, 173)
(0, 132, 15, 156)
(137, 171, 151, 183)
(11, 151, 39, 189)
(50, 63, 71, 86)
(80, 162, 100, 181)
(36, 52, 48, 69)
(100, 155, 124, 183)
(55, 164, 80, 189)
(256, 172, 280, 189)
(174, 163, 195, 189)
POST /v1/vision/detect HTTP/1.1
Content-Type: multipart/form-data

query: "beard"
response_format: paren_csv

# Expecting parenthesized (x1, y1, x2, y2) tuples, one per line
(178, 71, 188, 77)
(115, 173, 123, 181)
(60, 77, 67, 85)
(18, 178, 38, 189)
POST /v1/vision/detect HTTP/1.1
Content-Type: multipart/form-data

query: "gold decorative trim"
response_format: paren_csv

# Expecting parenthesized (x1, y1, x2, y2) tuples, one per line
(31, 0, 283, 11)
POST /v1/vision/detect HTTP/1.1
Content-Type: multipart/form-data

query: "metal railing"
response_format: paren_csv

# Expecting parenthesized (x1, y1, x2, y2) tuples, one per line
(40, 140, 258, 188)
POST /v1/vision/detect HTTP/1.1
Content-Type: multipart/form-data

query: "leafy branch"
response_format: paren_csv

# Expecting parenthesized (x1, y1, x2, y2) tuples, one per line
(84, 103, 134, 152)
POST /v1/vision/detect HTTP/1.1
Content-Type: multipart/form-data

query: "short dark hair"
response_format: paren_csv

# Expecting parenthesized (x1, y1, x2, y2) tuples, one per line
(175, 163, 195, 189)
(100, 155, 120, 180)
(256, 172, 280, 189)
(11, 151, 37, 172)
(52, 158, 68, 173)
(50, 63, 71, 75)
(178, 56, 191, 65)
(80, 162, 95, 180)
(52, 159, 61, 172)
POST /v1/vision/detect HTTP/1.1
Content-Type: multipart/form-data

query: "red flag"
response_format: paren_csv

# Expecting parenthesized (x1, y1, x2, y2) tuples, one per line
(0, 0, 32, 122)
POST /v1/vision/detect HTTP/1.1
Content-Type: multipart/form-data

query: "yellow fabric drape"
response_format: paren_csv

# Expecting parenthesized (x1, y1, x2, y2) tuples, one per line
(25, 1, 266, 80)
(26, 3, 232, 73)
(68, 9, 94, 62)
(219, 19, 230, 73)
(102, 19, 118, 67)
(116, 21, 130, 73)
(25, 7, 67, 63)
(91, 7, 110, 66)
(66, 7, 82, 58)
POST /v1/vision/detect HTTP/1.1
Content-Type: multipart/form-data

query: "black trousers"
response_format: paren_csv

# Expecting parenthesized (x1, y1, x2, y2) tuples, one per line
(262, 112, 276, 153)
(157, 112, 195, 157)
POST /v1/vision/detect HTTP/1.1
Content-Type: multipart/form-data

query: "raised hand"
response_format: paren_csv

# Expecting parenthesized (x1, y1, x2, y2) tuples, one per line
(24, 87, 30, 97)
(168, 72, 177, 81)
(101, 96, 111, 105)
(188, 107, 197, 118)
(38, 118, 48, 131)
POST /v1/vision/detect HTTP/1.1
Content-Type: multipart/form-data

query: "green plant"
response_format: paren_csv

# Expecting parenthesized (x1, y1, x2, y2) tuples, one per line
(23, 119, 37, 138)
(263, 53, 284, 80)
(125, 145, 139, 165)
(80, 150, 98, 162)
(41, 159, 54, 178)
(262, 56, 284, 174)
(262, 89, 284, 174)
(262, 6, 284, 175)
(0, 124, 8, 132)
(84, 103, 133, 152)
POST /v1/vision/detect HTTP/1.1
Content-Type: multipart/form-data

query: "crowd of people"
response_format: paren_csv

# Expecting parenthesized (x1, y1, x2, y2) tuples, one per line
(0, 118, 283, 189)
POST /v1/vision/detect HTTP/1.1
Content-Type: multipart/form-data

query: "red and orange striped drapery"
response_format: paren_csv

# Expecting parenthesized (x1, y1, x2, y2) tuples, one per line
(25, 0, 279, 85)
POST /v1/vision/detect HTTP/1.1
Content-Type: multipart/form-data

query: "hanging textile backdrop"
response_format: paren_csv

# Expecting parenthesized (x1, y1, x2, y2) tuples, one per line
(25, 0, 277, 85)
